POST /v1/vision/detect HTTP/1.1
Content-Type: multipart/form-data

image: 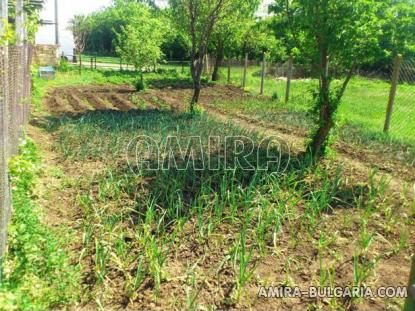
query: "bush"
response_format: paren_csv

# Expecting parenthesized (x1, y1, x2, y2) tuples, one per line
(271, 92, 279, 101)
(58, 58, 70, 73)
(134, 78, 146, 92)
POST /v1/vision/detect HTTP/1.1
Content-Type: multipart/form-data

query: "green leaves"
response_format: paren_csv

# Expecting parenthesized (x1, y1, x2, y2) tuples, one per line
(113, 2, 167, 71)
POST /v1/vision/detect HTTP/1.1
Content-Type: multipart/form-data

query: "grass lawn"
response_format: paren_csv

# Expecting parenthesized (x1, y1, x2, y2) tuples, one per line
(214, 65, 415, 149)
(82, 54, 121, 64)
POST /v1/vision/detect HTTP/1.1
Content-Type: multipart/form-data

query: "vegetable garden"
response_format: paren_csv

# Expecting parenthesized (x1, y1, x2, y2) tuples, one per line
(0, 0, 414, 310)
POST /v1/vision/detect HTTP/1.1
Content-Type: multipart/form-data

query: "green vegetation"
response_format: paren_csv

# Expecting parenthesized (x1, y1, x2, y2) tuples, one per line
(69, 0, 415, 154)
(115, 2, 166, 78)
(81, 54, 120, 64)
(0, 139, 80, 310)
(2, 0, 414, 308)
(42, 105, 412, 309)
(214, 65, 415, 155)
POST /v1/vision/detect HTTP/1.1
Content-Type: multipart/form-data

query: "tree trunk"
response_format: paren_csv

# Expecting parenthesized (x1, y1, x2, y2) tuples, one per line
(191, 83, 201, 111)
(190, 55, 204, 112)
(212, 45, 224, 81)
(310, 46, 331, 157)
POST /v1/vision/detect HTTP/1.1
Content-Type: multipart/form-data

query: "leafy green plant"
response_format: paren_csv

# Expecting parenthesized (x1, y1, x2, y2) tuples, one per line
(134, 78, 146, 92)
(58, 58, 70, 72)
(0, 138, 80, 310)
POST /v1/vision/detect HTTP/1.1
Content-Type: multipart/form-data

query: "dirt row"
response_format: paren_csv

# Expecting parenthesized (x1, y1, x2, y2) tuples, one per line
(43, 84, 415, 189)
(45, 85, 161, 114)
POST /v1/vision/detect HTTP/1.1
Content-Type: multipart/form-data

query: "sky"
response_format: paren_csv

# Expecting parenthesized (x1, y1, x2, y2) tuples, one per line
(36, 0, 272, 56)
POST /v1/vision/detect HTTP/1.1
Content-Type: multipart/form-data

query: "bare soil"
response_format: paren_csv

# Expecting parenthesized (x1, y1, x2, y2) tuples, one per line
(36, 83, 415, 311)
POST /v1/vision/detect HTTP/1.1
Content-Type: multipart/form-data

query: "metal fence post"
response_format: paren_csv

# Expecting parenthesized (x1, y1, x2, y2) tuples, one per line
(384, 54, 403, 133)
(0, 0, 11, 261)
(260, 52, 266, 95)
(227, 60, 231, 84)
(242, 52, 248, 89)
(79, 54, 82, 74)
(285, 54, 293, 103)
(15, 0, 24, 143)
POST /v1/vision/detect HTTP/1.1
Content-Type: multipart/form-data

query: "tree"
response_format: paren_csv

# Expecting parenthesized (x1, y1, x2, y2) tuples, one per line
(271, 0, 380, 158)
(115, 3, 166, 81)
(241, 18, 285, 62)
(209, 0, 261, 81)
(169, 0, 236, 112)
(378, 0, 415, 66)
(67, 15, 92, 56)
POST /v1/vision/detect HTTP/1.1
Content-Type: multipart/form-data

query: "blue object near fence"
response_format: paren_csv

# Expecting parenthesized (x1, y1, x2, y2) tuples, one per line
(38, 66, 56, 80)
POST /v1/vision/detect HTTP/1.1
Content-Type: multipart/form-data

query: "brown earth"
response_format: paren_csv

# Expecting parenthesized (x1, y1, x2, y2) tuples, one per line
(43, 84, 415, 188)
(35, 83, 415, 311)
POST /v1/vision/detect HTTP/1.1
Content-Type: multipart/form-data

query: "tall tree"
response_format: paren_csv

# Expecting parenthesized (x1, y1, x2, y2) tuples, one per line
(210, 0, 261, 81)
(271, 0, 380, 158)
(67, 15, 92, 56)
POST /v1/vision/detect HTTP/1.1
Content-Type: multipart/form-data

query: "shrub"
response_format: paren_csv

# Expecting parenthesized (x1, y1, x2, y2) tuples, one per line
(58, 58, 70, 73)
(134, 78, 146, 92)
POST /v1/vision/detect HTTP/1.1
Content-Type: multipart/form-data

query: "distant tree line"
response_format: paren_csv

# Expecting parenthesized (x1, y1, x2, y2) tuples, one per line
(81, 0, 415, 72)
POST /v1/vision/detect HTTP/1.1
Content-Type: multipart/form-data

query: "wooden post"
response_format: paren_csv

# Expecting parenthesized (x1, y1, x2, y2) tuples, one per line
(285, 54, 294, 103)
(90, 57, 93, 70)
(404, 256, 415, 311)
(242, 52, 248, 89)
(227, 60, 231, 84)
(260, 52, 266, 95)
(79, 54, 82, 74)
(384, 54, 403, 133)
(206, 54, 210, 75)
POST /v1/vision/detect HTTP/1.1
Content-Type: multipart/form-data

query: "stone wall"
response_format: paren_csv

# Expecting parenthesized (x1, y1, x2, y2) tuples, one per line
(33, 44, 59, 67)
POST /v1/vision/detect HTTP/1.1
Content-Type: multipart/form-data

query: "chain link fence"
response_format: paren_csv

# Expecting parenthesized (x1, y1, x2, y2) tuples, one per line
(199, 54, 414, 154)
(390, 58, 415, 142)
(0, 43, 33, 258)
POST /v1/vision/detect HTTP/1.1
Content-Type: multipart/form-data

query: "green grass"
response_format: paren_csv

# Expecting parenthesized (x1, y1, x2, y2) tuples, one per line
(45, 107, 413, 309)
(21, 67, 414, 309)
(212, 65, 415, 162)
(82, 54, 121, 64)
(35, 63, 415, 163)
(0, 139, 80, 310)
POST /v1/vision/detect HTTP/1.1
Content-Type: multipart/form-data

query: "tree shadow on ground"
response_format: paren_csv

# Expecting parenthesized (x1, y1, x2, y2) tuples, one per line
(31, 109, 378, 228)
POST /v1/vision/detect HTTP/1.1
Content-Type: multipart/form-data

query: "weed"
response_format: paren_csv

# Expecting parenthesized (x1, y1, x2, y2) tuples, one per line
(0, 139, 80, 310)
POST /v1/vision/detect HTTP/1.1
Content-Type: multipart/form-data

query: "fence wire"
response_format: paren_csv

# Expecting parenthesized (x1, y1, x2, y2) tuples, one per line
(391, 58, 415, 141)
(0, 43, 33, 257)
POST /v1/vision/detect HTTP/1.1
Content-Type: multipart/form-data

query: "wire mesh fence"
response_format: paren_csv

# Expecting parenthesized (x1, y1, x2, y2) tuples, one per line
(0, 43, 33, 257)
(390, 58, 415, 142)
(59, 51, 414, 160)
